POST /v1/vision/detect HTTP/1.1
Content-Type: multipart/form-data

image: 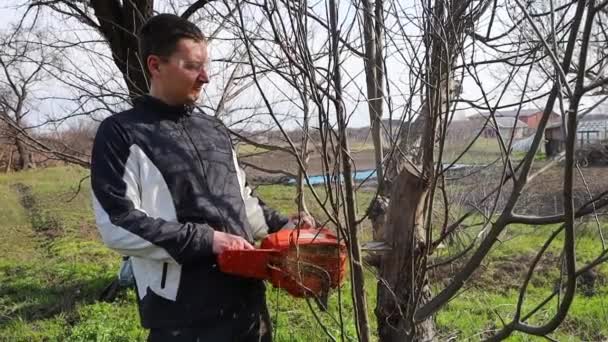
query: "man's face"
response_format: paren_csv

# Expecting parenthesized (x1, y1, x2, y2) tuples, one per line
(149, 38, 209, 105)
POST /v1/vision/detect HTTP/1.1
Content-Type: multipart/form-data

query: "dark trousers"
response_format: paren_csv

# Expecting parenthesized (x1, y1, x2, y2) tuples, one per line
(147, 302, 272, 342)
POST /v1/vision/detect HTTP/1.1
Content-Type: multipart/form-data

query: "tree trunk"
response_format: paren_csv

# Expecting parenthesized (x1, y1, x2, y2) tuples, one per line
(375, 4, 449, 337)
(296, 87, 310, 213)
(90, 0, 153, 97)
(14, 114, 32, 171)
(295, 139, 310, 214)
(295, 164, 309, 213)
(361, 0, 385, 190)
(15, 137, 32, 170)
(6, 148, 14, 172)
(361, 0, 387, 272)
(328, 0, 371, 339)
(376, 163, 436, 341)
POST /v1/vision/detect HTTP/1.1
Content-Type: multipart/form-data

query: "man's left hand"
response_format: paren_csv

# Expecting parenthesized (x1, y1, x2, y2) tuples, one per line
(287, 211, 316, 229)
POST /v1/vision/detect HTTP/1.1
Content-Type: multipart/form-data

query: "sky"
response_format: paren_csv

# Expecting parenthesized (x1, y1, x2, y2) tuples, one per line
(1, 0, 608, 134)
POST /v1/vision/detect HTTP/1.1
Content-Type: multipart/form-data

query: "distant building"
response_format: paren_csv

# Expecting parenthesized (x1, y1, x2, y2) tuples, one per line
(445, 120, 478, 141)
(545, 118, 608, 157)
(486, 117, 528, 139)
(469, 109, 560, 129)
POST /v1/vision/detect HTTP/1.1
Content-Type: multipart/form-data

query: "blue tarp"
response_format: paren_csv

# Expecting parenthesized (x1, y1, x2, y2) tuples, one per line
(287, 164, 472, 185)
(288, 169, 377, 185)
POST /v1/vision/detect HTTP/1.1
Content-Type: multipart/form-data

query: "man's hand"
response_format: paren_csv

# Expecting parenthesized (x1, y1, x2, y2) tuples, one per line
(287, 211, 316, 229)
(212, 231, 254, 254)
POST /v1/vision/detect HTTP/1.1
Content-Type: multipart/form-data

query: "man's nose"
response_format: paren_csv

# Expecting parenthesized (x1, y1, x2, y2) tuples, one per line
(198, 68, 209, 84)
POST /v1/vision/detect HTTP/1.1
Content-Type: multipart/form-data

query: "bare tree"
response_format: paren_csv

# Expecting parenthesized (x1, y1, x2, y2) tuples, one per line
(28, 1, 222, 97)
(376, 0, 608, 340)
(222, 0, 608, 341)
(0, 1, 237, 170)
(0, 31, 52, 170)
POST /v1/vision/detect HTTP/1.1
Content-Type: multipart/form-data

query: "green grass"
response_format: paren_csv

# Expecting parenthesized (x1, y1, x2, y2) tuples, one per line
(1, 166, 607, 341)
(432, 219, 608, 341)
(0, 166, 378, 341)
(0, 166, 122, 341)
(437, 286, 608, 341)
(236, 142, 375, 159)
(441, 137, 546, 165)
(237, 143, 270, 156)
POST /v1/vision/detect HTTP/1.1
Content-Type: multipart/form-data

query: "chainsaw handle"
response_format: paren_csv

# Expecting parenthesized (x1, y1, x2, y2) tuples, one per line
(217, 249, 279, 280)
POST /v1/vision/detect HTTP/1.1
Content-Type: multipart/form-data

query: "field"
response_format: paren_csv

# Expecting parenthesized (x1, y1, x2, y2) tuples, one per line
(237, 137, 545, 180)
(1, 166, 608, 341)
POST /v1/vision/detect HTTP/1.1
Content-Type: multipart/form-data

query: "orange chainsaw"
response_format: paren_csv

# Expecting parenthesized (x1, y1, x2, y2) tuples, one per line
(218, 228, 347, 310)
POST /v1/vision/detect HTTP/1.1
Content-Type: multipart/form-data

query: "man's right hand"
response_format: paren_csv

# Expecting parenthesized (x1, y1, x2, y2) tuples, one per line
(212, 231, 254, 254)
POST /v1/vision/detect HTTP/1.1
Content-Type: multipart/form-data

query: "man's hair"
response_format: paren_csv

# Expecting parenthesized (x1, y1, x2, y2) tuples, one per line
(138, 14, 206, 73)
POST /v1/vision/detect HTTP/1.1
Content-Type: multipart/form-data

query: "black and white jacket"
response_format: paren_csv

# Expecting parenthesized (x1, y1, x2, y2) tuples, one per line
(90, 95, 289, 328)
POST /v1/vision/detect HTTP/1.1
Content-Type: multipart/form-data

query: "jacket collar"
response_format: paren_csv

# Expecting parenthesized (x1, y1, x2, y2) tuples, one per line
(134, 95, 194, 118)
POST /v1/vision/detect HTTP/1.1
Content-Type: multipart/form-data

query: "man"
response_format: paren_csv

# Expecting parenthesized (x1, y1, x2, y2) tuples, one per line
(90, 14, 312, 341)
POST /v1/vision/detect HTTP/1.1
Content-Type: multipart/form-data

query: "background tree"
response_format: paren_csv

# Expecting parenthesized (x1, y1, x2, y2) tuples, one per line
(0, 31, 53, 171)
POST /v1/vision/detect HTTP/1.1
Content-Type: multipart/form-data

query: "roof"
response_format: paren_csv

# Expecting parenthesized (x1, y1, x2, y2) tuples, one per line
(493, 117, 529, 128)
(469, 108, 558, 120)
(581, 114, 608, 121)
(546, 118, 608, 131)
(495, 109, 544, 118)
(578, 119, 608, 132)
(472, 109, 546, 118)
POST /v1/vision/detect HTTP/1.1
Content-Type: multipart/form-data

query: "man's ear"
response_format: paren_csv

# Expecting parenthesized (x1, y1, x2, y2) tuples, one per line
(147, 55, 162, 78)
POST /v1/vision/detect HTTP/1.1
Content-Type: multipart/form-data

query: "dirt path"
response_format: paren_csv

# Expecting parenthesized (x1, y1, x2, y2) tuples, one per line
(11, 182, 63, 240)
(0, 183, 99, 327)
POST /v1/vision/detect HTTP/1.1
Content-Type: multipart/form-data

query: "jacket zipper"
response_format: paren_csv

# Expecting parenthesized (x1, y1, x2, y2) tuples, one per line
(160, 262, 168, 289)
